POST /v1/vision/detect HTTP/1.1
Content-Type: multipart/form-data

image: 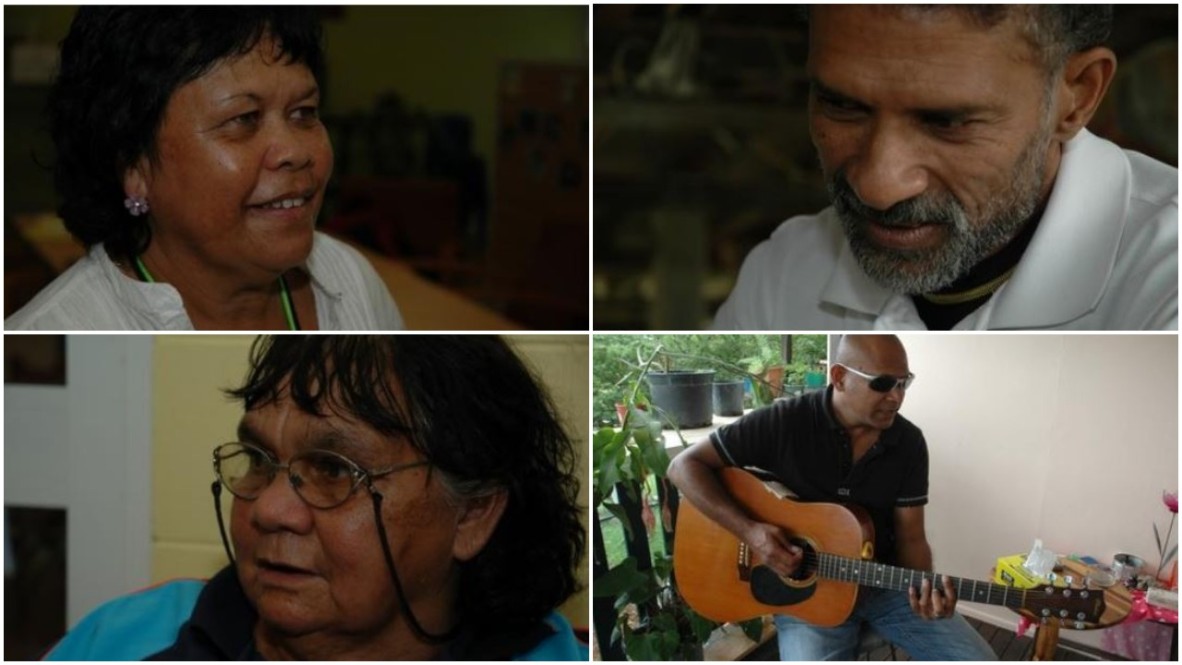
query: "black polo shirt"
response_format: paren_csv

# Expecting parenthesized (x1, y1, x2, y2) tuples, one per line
(709, 386, 928, 565)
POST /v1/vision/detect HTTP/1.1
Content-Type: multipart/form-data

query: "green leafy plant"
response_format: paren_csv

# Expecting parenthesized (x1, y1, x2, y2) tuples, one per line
(593, 335, 659, 426)
(737, 336, 784, 406)
(738, 335, 783, 375)
(785, 335, 828, 387)
(737, 335, 829, 404)
(593, 344, 763, 660)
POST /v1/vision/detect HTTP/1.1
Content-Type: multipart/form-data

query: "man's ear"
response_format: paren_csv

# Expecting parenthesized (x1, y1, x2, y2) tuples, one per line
(1051, 46, 1117, 142)
(452, 490, 508, 562)
(829, 364, 847, 391)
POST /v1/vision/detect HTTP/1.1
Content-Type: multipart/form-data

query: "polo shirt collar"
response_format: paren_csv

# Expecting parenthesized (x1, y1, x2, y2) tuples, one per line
(93, 244, 191, 329)
(987, 129, 1129, 328)
(817, 129, 1130, 328)
(820, 385, 901, 448)
(304, 233, 346, 303)
(819, 215, 895, 316)
(820, 385, 843, 431)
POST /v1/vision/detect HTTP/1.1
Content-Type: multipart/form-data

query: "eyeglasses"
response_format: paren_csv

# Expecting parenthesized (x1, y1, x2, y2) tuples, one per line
(212, 442, 429, 510)
(209, 441, 453, 643)
(835, 363, 915, 393)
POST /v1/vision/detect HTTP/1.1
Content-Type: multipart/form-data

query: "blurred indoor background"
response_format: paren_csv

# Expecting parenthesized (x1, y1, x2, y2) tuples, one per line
(593, 4, 1178, 330)
(5, 6, 589, 330)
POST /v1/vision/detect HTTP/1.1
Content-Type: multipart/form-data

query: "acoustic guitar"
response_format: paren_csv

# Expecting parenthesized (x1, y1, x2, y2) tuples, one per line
(674, 467, 1131, 629)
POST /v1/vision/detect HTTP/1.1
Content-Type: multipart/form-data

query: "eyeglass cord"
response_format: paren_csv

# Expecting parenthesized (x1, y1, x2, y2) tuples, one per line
(213, 482, 236, 564)
(210, 481, 457, 645)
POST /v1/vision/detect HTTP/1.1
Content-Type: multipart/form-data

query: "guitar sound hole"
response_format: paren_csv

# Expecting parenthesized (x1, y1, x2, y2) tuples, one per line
(787, 538, 817, 582)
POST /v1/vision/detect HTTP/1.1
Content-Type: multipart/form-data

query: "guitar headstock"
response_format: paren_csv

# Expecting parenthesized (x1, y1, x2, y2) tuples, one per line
(1019, 585, 1108, 629)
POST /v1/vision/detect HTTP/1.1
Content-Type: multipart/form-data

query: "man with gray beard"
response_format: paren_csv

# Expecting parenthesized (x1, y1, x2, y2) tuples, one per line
(714, 5, 1177, 331)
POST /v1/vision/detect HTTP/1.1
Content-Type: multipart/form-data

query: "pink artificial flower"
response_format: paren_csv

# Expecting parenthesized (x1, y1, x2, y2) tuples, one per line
(1164, 491, 1179, 514)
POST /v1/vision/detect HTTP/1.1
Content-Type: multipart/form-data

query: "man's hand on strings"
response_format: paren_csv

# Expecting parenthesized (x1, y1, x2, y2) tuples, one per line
(745, 522, 803, 578)
(909, 574, 957, 619)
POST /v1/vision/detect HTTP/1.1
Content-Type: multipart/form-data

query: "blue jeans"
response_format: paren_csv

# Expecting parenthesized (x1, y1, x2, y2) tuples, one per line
(774, 587, 997, 661)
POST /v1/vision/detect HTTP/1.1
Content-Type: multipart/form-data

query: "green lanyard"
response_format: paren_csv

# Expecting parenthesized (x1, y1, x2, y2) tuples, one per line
(133, 255, 300, 331)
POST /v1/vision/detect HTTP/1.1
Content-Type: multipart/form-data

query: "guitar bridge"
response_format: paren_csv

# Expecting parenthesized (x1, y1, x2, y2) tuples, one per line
(738, 541, 751, 581)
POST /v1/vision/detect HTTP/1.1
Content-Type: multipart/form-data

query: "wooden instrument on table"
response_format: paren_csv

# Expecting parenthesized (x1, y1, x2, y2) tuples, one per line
(674, 467, 1131, 629)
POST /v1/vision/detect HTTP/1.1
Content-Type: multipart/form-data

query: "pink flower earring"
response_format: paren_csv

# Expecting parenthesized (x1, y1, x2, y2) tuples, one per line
(124, 196, 150, 217)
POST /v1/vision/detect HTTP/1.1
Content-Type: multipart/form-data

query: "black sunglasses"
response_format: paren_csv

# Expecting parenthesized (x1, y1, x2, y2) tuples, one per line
(836, 363, 915, 393)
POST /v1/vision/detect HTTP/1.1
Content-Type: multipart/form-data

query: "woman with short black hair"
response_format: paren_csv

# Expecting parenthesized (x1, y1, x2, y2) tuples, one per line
(7, 8, 402, 330)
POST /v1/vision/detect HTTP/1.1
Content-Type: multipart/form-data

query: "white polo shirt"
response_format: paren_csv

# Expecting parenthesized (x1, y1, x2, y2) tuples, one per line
(6, 231, 405, 331)
(713, 130, 1178, 330)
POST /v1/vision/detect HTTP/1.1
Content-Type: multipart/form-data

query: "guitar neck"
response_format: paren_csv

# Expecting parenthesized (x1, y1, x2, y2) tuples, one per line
(817, 552, 1026, 610)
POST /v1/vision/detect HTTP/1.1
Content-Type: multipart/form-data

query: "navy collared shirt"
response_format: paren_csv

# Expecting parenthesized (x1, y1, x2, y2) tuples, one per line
(710, 386, 928, 564)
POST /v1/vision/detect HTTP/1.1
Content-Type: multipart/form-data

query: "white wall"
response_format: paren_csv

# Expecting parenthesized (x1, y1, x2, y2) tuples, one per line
(4, 336, 154, 626)
(896, 334, 1178, 647)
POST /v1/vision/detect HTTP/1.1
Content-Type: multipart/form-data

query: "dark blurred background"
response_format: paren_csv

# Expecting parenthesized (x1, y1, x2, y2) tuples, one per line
(5, 6, 589, 330)
(593, 4, 1178, 330)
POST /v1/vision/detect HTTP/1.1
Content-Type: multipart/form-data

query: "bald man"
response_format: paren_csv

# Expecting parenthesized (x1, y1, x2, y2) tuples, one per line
(668, 335, 995, 660)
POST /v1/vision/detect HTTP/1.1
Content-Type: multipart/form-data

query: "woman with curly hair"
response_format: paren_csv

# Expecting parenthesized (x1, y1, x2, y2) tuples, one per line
(7, 8, 402, 330)
(46, 336, 586, 660)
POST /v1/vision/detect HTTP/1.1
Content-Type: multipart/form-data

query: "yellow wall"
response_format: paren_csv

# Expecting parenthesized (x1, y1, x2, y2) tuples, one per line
(151, 334, 589, 628)
(152, 336, 257, 580)
(3, 6, 77, 41)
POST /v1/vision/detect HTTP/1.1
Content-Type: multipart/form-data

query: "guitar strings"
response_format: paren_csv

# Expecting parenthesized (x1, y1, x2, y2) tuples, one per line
(787, 551, 1026, 607)
(754, 549, 1095, 623)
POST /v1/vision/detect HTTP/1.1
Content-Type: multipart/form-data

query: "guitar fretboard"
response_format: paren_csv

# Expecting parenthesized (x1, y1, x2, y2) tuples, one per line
(816, 552, 1026, 610)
